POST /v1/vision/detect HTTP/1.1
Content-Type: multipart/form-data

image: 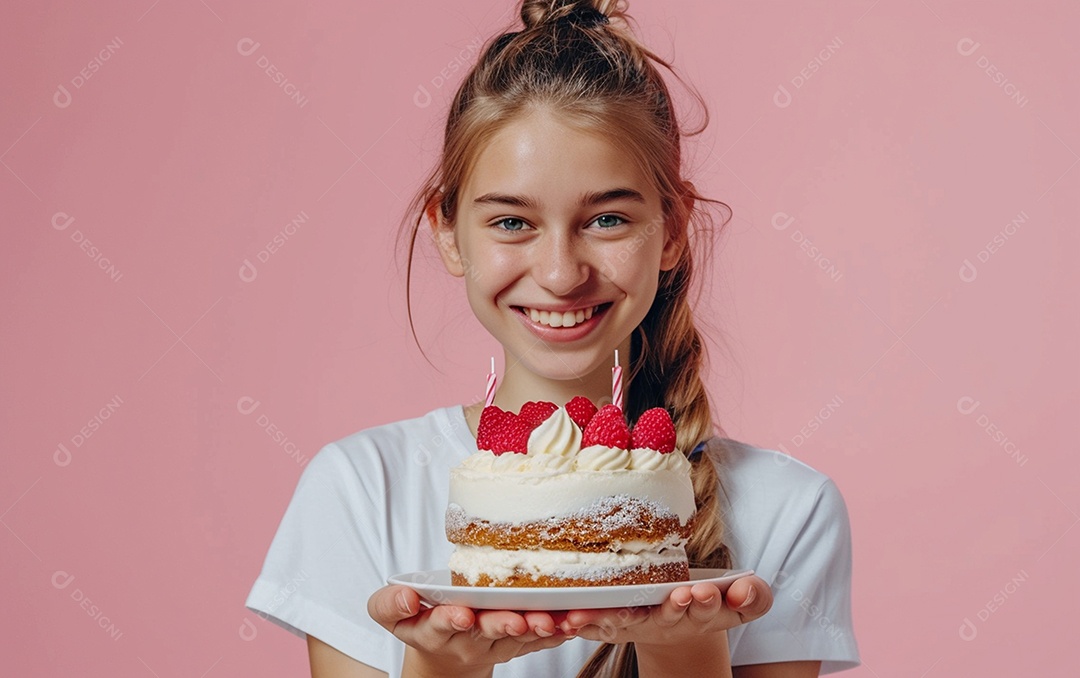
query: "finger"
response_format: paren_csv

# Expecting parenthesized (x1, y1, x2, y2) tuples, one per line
(367, 585, 422, 630)
(523, 611, 557, 638)
(652, 585, 693, 628)
(562, 606, 648, 635)
(433, 604, 478, 633)
(475, 609, 528, 640)
(686, 583, 722, 623)
(487, 633, 568, 664)
(725, 575, 773, 623)
(399, 604, 476, 649)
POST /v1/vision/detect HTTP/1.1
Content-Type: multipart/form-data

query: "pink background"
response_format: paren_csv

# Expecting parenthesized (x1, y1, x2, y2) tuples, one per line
(2, 1, 1076, 675)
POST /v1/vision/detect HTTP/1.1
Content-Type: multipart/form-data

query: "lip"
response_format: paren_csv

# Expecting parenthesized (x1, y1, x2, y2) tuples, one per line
(511, 302, 612, 343)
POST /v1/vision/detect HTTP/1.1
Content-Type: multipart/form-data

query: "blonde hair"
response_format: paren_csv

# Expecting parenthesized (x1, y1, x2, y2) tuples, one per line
(401, 1, 733, 674)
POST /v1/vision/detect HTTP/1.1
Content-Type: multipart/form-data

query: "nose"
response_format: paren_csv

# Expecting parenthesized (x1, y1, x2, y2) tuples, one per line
(531, 230, 590, 296)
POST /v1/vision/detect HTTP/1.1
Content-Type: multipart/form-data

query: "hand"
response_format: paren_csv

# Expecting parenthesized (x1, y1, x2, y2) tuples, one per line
(557, 574, 773, 646)
(367, 584, 569, 676)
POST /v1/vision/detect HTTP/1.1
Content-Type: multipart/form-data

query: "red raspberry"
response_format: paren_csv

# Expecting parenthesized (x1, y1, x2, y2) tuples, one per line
(476, 406, 531, 455)
(581, 404, 631, 449)
(518, 401, 558, 428)
(564, 396, 599, 430)
(630, 408, 676, 453)
(476, 406, 508, 451)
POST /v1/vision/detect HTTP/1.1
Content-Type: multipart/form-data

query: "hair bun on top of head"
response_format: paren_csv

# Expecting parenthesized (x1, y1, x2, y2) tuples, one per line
(520, 0, 613, 30)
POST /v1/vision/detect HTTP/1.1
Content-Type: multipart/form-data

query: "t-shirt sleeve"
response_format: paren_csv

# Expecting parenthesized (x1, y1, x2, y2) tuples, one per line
(732, 477, 860, 673)
(244, 441, 392, 671)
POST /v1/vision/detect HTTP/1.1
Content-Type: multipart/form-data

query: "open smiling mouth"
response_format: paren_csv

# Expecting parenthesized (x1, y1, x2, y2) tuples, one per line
(512, 302, 613, 330)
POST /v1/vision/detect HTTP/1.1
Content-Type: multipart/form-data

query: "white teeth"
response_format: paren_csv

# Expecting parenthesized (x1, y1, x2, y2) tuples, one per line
(522, 305, 601, 329)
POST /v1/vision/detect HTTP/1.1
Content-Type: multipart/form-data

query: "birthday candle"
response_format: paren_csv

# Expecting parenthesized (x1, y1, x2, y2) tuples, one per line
(484, 356, 497, 407)
(612, 349, 623, 411)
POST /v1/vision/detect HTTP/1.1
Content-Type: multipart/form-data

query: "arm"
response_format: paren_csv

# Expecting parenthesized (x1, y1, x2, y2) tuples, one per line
(636, 636, 821, 678)
(308, 634, 504, 678)
(732, 662, 821, 677)
(308, 625, 497, 678)
(308, 635, 388, 678)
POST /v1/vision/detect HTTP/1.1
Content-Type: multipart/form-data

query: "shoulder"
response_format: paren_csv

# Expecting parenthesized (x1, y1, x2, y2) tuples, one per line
(709, 437, 839, 501)
(332, 405, 467, 458)
(305, 406, 471, 491)
(705, 438, 852, 566)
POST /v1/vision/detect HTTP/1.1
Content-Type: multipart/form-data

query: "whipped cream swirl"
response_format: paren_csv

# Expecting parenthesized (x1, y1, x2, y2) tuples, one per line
(527, 407, 581, 456)
(575, 445, 630, 470)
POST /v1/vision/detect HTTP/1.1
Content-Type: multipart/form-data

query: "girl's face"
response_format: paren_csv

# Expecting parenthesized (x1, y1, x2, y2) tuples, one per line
(432, 108, 684, 385)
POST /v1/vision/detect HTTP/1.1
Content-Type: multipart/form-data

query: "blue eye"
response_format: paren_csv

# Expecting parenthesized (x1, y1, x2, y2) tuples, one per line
(593, 214, 625, 228)
(494, 217, 527, 231)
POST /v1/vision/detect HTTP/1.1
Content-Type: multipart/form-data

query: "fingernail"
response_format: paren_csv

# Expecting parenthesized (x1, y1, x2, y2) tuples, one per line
(739, 586, 757, 609)
(677, 597, 692, 607)
(535, 626, 554, 637)
(451, 617, 471, 632)
(505, 624, 522, 637)
(396, 592, 414, 615)
(698, 594, 716, 604)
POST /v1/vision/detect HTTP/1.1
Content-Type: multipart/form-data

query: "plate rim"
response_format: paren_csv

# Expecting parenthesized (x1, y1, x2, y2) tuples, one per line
(386, 567, 755, 610)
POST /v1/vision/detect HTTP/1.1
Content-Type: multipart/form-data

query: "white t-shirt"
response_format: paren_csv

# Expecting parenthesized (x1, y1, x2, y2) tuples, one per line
(245, 405, 860, 675)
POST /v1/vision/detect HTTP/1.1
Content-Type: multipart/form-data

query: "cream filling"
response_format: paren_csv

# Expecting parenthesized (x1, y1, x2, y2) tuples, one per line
(449, 543, 687, 585)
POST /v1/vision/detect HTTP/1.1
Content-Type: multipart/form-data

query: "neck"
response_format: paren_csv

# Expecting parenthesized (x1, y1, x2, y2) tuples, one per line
(487, 337, 632, 413)
(462, 340, 633, 440)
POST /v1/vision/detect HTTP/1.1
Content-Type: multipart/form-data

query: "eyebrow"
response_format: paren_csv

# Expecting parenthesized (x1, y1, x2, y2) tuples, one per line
(472, 187, 646, 208)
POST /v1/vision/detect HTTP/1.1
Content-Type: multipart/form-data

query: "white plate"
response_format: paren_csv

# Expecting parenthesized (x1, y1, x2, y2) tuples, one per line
(387, 568, 754, 610)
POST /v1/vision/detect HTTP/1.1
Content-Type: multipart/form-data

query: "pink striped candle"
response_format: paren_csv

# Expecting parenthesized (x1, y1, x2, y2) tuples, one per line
(612, 349, 623, 411)
(484, 357, 497, 407)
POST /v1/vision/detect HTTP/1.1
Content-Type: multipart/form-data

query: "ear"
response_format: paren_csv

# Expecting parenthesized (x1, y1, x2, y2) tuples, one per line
(427, 197, 465, 277)
(659, 193, 693, 271)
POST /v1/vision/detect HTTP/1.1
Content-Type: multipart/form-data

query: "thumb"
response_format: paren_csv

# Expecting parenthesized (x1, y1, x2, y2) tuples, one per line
(725, 575, 773, 623)
(367, 585, 421, 629)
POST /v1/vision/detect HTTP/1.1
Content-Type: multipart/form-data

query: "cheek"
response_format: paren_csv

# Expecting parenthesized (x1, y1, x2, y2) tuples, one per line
(597, 235, 665, 287)
(460, 245, 522, 301)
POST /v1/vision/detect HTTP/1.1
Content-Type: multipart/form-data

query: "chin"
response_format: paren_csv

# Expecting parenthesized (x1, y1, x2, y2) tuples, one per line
(518, 349, 609, 383)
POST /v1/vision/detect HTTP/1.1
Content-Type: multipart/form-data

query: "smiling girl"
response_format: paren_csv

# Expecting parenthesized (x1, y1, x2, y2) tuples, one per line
(246, 1, 859, 676)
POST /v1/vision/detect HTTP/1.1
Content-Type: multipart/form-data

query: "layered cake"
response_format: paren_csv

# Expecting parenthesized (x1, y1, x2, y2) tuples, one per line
(446, 397, 695, 587)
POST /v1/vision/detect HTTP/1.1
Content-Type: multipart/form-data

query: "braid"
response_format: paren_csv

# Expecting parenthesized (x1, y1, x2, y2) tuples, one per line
(630, 244, 732, 570)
